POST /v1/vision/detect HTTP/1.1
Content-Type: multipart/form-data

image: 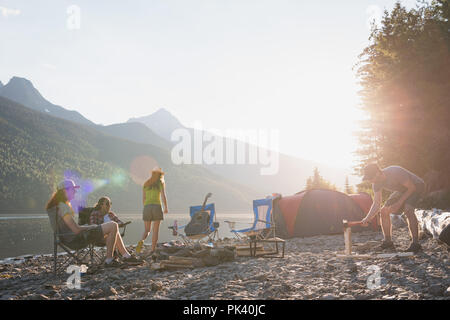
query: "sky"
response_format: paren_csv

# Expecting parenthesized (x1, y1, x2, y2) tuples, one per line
(0, 0, 419, 170)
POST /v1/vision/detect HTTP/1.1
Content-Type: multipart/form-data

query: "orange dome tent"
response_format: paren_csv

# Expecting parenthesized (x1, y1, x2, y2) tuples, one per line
(273, 189, 376, 239)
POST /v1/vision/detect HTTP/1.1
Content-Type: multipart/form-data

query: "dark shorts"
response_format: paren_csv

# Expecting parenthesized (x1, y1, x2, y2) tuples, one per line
(143, 204, 164, 221)
(66, 225, 104, 249)
(385, 184, 425, 214)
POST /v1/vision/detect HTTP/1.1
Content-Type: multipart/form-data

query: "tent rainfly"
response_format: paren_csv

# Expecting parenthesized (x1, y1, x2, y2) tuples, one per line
(272, 189, 376, 239)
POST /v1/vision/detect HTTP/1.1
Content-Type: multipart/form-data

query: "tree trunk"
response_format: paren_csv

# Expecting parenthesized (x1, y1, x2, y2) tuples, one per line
(415, 209, 450, 246)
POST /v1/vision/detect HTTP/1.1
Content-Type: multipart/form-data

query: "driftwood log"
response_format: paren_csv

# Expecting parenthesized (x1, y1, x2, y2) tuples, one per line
(415, 209, 450, 246)
(152, 245, 238, 270)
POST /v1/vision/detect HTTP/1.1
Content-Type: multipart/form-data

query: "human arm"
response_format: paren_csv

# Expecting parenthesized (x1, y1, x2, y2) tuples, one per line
(62, 213, 96, 234)
(361, 190, 382, 225)
(109, 211, 123, 224)
(56, 203, 96, 234)
(161, 183, 169, 214)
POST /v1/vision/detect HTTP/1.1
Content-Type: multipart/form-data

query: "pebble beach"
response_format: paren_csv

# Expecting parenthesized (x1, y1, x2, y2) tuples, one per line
(0, 226, 449, 300)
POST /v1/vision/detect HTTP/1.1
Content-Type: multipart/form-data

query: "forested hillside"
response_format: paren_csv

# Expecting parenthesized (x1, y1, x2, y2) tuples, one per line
(0, 96, 257, 213)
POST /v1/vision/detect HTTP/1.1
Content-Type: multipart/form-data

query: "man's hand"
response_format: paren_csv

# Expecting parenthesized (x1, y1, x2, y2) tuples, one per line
(360, 217, 370, 227)
(164, 208, 169, 214)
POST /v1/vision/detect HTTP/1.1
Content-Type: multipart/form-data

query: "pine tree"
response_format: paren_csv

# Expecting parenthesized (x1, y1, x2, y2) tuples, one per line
(354, 1, 450, 189)
(305, 167, 337, 191)
(344, 176, 354, 194)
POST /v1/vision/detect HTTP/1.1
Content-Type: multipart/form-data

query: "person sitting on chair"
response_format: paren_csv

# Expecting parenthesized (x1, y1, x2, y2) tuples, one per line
(46, 179, 140, 267)
(90, 196, 123, 225)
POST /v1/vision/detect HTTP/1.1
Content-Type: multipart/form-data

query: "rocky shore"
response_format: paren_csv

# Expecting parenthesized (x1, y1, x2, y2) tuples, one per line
(1, 226, 449, 300)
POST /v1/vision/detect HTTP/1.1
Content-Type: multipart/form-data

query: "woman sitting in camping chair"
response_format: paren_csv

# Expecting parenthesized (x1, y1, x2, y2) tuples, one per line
(90, 196, 124, 226)
(46, 180, 140, 267)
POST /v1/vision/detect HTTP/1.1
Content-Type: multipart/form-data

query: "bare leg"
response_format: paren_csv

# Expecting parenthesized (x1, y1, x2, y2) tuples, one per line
(114, 232, 130, 256)
(404, 205, 419, 243)
(151, 220, 161, 252)
(380, 207, 393, 242)
(141, 221, 152, 241)
(101, 222, 119, 259)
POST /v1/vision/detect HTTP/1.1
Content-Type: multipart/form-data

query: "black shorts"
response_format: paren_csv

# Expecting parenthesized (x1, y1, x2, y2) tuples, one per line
(143, 204, 164, 221)
(385, 185, 425, 214)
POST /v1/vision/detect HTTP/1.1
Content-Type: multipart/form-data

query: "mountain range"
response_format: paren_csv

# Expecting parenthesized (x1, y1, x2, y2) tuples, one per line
(128, 109, 185, 143)
(0, 76, 356, 213)
(127, 111, 356, 196)
(0, 77, 94, 126)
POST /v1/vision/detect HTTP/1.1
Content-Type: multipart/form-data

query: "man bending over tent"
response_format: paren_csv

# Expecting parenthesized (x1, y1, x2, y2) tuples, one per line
(360, 164, 426, 253)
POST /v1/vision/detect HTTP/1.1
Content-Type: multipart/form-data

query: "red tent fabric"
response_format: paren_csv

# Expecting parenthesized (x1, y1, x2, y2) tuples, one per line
(349, 192, 373, 215)
(273, 189, 375, 239)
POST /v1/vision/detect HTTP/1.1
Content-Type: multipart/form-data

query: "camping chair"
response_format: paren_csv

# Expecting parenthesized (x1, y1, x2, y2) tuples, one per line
(169, 203, 220, 245)
(225, 197, 276, 241)
(47, 208, 98, 275)
(225, 196, 285, 258)
(78, 206, 131, 264)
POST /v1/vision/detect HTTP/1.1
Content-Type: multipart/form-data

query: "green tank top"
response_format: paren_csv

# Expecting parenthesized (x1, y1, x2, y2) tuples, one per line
(144, 181, 162, 205)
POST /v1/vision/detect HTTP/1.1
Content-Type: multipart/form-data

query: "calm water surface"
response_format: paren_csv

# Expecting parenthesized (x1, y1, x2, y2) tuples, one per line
(0, 213, 253, 259)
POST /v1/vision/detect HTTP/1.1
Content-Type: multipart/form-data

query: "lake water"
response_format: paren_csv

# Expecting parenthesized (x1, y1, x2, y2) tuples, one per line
(0, 213, 254, 259)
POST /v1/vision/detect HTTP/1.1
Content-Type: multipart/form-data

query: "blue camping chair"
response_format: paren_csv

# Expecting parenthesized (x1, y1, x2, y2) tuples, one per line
(225, 197, 276, 241)
(169, 202, 220, 245)
(226, 196, 286, 258)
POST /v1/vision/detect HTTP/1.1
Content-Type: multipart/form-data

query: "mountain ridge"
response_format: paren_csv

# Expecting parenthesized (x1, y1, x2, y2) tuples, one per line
(129, 112, 357, 193)
(0, 75, 357, 197)
(0, 77, 94, 126)
(0, 95, 258, 213)
(93, 122, 172, 150)
(127, 108, 186, 142)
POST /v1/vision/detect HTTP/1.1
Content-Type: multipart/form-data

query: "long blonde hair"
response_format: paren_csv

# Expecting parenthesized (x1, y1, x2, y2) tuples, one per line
(143, 171, 165, 189)
(45, 189, 70, 210)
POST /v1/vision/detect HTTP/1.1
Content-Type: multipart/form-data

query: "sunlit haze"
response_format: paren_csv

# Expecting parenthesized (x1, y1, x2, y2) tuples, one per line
(0, 0, 418, 169)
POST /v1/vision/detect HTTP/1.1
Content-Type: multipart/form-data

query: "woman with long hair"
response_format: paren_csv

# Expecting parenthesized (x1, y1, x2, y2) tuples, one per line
(46, 179, 140, 267)
(89, 196, 124, 225)
(136, 166, 168, 254)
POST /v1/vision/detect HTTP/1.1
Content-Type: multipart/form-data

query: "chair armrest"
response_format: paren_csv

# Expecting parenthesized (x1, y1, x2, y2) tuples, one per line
(119, 221, 131, 228)
(118, 221, 131, 237)
(168, 224, 187, 230)
(256, 219, 272, 225)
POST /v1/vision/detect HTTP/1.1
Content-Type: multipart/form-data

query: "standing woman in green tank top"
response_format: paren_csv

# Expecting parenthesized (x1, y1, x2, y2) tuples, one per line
(136, 166, 168, 254)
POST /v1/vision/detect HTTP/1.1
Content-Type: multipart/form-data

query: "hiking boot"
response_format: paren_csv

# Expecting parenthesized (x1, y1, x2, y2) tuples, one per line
(377, 240, 395, 250)
(404, 242, 422, 253)
(136, 240, 144, 254)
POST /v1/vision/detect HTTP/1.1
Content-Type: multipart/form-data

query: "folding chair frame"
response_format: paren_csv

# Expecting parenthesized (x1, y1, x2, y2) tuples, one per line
(169, 203, 219, 245)
(49, 208, 129, 275)
(227, 197, 276, 241)
(51, 218, 95, 276)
